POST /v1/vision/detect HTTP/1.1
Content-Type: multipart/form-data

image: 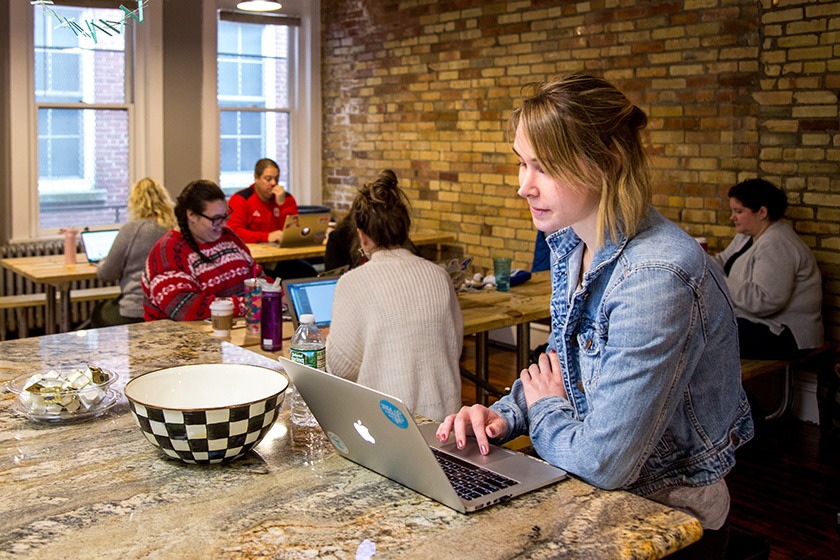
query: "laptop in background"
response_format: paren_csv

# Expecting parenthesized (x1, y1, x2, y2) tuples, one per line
(81, 229, 120, 264)
(277, 212, 331, 248)
(282, 276, 339, 328)
(278, 357, 567, 513)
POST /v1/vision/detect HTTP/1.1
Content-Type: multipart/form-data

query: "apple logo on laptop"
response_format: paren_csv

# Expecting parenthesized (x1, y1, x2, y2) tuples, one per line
(354, 420, 376, 444)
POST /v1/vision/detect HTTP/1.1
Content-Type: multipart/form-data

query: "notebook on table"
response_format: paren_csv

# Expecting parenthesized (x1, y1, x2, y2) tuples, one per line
(278, 357, 567, 513)
(282, 276, 339, 329)
(81, 229, 120, 264)
(277, 212, 331, 248)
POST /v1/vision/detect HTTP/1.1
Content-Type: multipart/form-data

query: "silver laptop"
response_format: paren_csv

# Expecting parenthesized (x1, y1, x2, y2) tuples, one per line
(81, 229, 120, 264)
(277, 212, 330, 248)
(278, 357, 567, 513)
(282, 276, 338, 329)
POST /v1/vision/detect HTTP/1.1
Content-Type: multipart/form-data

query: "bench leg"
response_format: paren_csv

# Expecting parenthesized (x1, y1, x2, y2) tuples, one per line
(15, 308, 29, 339)
(764, 365, 794, 421)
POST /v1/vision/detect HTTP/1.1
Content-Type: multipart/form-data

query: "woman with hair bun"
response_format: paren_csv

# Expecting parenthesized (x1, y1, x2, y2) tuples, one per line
(326, 169, 463, 422)
(142, 180, 264, 321)
(437, 74, 753, 559)
(713, 178, 823, 359)
(93, 177, 176, 326)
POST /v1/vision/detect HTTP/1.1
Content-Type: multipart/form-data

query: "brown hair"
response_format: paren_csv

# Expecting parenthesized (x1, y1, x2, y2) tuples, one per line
(350, 169, 411, 249)
(254, 158, 279, 178)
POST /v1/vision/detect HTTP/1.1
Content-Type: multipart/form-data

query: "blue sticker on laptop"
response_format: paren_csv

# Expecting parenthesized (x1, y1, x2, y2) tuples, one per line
(327, 431, 349, 454)
(380, 399, 408, 429)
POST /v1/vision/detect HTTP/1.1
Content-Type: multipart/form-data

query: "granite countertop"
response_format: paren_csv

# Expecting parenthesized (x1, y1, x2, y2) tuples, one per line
(0, 320, 702, 559)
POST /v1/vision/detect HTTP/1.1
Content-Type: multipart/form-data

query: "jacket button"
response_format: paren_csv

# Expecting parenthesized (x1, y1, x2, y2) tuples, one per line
(584, 339, 593, 350)
(730, 433, 740, 446)
(576, 380, 585, 393)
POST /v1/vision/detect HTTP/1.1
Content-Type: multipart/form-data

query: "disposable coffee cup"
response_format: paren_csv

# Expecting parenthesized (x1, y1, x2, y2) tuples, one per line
(493, 257, 512, 292)
(209, 299, 235, 337)
(694, 237, 708, 252)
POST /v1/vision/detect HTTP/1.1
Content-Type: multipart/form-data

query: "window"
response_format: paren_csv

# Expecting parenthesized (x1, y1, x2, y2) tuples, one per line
(217, 12, 295, 196)
(34, 4, 133, 230)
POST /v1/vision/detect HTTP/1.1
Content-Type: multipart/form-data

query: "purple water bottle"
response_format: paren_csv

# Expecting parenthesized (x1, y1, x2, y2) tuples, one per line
(259, 278, 283, 352)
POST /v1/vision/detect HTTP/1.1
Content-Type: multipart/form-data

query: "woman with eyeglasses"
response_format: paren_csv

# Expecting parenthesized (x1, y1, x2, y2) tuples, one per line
(142, 180, 265, 321)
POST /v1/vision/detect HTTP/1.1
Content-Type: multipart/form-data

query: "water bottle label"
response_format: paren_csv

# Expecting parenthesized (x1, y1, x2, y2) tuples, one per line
(290, 347, 326, 370)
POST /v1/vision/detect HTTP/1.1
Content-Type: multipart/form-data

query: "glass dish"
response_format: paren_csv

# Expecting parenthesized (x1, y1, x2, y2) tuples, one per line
(5, 366, 119, 424)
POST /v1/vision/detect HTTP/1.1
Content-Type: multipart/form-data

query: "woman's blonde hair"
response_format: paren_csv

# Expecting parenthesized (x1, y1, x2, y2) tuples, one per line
(128, 177, 176, 229)
(508, 73, 651, 247)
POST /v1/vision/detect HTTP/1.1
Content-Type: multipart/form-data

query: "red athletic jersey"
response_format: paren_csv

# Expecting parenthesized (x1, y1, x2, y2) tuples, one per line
(142, 228, 264, 321)
(227, 185, 299, 243)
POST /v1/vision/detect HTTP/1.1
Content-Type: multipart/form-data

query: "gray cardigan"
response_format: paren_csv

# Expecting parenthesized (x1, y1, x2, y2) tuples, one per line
(712, 221, 823, 349)
(96, 219, 168, 319)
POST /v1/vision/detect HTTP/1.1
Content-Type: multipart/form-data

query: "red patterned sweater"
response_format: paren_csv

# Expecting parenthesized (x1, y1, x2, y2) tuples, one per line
(142, 228, 265, 321)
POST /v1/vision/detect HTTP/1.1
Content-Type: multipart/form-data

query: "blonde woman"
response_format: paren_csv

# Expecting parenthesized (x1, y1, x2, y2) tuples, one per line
(93, 177, 176, 326)
(438, 74, 754, 559)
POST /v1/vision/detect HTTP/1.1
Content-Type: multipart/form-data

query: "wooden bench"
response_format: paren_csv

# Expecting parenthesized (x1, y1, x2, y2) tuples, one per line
(0, 286, 121, 338)
(740, 342, 832, 421)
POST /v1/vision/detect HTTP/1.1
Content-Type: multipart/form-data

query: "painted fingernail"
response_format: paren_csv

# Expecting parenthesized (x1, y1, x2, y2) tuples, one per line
(457, 439, 464, 449)
(480, 445, 488, 455)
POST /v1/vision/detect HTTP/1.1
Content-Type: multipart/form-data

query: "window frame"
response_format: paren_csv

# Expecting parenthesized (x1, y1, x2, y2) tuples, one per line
(7, 0, 163, 241)
(203, 1, 321, 207)
(217, 14, 293, 195)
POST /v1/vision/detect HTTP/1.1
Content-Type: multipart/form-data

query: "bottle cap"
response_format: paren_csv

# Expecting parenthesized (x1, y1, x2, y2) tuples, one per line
(300, 313, 316, 324)
(258, 277, 282, 292)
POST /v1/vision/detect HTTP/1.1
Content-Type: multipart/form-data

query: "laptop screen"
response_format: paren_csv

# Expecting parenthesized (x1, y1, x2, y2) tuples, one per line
(283, 276, 338, 328)
(81, 229, 120, 263)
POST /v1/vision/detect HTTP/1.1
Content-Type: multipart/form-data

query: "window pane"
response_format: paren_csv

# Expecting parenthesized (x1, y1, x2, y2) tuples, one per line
(37, 109, 130, 230)
(34, 5, 126, 104)
(219, 110, 289, 192)
(241, 62, 263, 98)
(217, 16, 291, 194)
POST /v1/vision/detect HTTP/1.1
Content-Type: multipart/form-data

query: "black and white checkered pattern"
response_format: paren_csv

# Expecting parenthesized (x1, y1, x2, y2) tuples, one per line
(128, 395, 283, 464)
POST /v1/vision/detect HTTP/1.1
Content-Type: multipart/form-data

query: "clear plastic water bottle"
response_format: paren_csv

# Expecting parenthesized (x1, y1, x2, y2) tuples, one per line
(288, 313, 325, 427)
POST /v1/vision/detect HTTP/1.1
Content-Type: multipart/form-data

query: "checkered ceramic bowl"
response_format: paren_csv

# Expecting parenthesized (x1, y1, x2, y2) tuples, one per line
(124, 364, 289, 464)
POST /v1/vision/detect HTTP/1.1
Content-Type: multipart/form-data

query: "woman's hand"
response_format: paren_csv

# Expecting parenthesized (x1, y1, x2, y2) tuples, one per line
(267, 230, 283, 243)
(521, 350, 567, 407)
(436, 405, 509, 456)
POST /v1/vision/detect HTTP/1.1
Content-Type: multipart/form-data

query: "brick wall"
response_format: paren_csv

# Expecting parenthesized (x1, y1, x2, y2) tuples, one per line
(320, 0, 840, 349)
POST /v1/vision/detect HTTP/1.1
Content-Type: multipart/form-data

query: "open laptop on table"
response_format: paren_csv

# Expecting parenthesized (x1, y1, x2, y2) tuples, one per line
(282, 276, 339, 329)
(277, 212, 331, 248)
(81, 229, 120, 264)
(278, 357, 567, 513)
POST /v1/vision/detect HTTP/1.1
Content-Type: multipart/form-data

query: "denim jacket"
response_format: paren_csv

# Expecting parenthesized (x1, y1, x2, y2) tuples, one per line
(492, 209, 754, 497)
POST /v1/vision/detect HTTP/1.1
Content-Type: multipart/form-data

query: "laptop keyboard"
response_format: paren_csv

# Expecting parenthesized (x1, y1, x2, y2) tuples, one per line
(431, 448, 518, 501)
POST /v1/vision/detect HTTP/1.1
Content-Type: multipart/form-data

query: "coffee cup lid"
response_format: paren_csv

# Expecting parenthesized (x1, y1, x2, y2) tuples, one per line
(210, 299, 234, 311)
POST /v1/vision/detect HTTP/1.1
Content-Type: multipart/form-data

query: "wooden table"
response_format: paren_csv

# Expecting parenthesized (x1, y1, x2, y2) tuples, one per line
(0, 231, 456, 334)
(0, 320, 702, 559)
(247, 230, 456, 264)
(186, 270, 553, 406)
(0, 252, 96, 334)
(459, 270, 551, 403)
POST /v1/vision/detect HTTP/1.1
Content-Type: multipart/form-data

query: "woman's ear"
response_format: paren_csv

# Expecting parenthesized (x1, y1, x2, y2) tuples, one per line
(757, 206, 769, 221)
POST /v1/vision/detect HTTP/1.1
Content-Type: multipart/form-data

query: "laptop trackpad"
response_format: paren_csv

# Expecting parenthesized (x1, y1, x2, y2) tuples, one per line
(420, 423, 516, 464)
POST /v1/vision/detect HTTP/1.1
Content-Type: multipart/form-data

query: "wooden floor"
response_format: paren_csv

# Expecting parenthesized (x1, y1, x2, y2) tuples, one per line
(459, 337, 840, 560)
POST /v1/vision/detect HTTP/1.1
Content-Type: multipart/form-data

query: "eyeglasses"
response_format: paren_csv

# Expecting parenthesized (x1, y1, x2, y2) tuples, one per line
(197, 207, 233, 227)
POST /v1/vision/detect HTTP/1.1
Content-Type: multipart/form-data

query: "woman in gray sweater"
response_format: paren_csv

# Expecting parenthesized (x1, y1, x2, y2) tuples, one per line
(93, 178, 176, 326)
(713, 178, 823, 359)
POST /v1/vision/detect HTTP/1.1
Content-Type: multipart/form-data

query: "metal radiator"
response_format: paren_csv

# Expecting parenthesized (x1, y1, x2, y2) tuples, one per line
(0, 241, 104, 340)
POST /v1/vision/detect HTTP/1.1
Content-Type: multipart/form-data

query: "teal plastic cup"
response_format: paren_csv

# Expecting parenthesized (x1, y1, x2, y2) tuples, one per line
(493, 257, 512, 292)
